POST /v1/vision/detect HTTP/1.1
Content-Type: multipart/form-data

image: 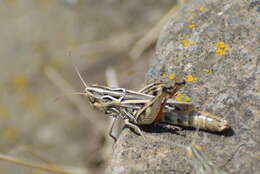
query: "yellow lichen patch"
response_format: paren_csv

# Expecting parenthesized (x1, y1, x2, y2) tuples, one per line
(162, 73, 167, 78)
(168, 74, 175, 80)
(175, 93, 183, 101)
(215, 49, 224, 55)
(182, 96, 191, 102)
(198, 7, 205, 12)
(2, 127, 19, 142)
(181, 40, 190, 47)
(191, 42, 196, 46)
(185, 75, 198, 82)
(12, 74, 28, 90)
(215, 41, 229, 55)
(215, 42, 225, 49)
(0, 105, 10, 120)
(188, 24, 195, 29)
(174, 93, 191, 102)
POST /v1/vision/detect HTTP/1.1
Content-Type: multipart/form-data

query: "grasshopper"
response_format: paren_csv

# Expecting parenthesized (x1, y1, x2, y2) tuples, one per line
(73, 65, 230, 140)
(74, 65, 185, 141)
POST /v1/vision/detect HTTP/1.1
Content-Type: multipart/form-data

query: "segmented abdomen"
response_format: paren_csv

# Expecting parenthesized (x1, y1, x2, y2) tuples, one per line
(159, 110, 230, 132)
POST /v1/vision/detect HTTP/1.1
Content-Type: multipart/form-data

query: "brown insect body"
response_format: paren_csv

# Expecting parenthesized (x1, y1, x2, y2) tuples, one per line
(159, 109, 230, 132)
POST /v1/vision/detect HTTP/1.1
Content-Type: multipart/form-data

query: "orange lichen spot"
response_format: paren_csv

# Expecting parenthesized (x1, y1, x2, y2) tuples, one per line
(215, 49, 225, 55)
(12, 74, 28, 89)
(0, 105, 10, 120)
(187, 148, 193, 159)
(215, 42, 229, 55)
(181, 40, 190, 47)
(215, 41, 225, 49)
(185, 75, 198, 82)
(188, 24, 195, 29)
(168, 74, 175, 80)
(198, 7, 205, 12)
(2, 127, 19, 141)
(191, 42, 196, 46)
(195, 145, 203, 151)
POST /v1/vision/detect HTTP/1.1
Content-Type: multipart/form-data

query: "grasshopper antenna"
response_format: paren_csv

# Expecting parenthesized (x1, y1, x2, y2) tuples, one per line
(73, 63, 88, 88)
(68, 51, 89, 89)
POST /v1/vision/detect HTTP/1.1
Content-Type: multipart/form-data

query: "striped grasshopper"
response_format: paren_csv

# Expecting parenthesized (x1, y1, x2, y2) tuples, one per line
(74, 66, 230, 141)
(74, 65, 186, 141)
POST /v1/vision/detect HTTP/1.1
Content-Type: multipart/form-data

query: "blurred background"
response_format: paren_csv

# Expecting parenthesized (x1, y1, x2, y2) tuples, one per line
(0, 0, 178, 173)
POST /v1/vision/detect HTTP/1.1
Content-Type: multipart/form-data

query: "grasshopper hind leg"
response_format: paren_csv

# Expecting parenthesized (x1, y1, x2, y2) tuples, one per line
(124, 119, 146, 140)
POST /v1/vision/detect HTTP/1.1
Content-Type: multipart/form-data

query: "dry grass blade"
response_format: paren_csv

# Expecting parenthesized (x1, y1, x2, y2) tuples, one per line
(130, 3, 182, 59)
(71, 31, 143, 59)
(105, 66, 119, 88)
(0, 154, 74, 174)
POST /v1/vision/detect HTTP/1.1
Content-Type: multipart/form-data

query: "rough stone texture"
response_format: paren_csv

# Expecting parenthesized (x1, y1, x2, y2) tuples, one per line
(107, 0, 260, 173)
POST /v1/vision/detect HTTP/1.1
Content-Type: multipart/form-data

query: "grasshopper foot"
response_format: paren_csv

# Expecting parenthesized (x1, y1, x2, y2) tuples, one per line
(124, 119, 146, 141)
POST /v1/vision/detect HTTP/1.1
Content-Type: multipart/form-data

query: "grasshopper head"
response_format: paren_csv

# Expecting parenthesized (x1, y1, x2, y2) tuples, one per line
(84, 88, 97, 104)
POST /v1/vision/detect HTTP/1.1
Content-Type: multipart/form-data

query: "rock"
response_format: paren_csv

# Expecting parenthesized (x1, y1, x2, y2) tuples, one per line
(107, 0, 260, 173)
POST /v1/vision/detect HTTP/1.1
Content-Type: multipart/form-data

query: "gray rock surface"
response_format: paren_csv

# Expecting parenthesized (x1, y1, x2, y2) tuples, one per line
(107, 0, 260, 173)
